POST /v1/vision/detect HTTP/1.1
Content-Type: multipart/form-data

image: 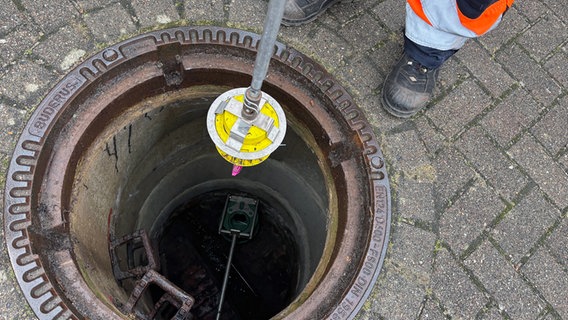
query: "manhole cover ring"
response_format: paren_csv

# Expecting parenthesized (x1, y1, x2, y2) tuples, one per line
(3, 26, 391, 320)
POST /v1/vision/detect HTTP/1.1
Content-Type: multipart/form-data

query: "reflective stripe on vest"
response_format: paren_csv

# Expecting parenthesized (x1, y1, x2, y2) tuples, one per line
(406, 0, 514, 35)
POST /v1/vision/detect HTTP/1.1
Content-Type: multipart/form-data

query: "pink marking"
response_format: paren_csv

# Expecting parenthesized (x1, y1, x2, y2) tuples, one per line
(231, 165, 243, 176)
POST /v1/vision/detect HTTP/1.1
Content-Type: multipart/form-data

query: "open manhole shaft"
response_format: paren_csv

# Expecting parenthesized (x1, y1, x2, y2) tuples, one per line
(3, 26, 391, 320)
(216, 194, 259, 320)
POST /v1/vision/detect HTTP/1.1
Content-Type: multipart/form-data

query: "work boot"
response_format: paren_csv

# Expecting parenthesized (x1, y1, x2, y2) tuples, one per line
(381, 52, 439, 118)
(282, 0, 341, 26)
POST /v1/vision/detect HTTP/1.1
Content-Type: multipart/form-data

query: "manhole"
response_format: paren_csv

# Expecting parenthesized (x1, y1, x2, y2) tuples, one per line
(3, 27, 391, 320)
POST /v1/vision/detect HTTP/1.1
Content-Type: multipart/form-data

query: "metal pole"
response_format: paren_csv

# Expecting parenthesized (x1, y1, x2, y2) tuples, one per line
(242, 0, 286, 120)
(216, 232, 239, 320)
(251, 0, 286, 92)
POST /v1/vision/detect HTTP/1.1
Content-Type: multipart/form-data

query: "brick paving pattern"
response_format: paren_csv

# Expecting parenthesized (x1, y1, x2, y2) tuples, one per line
(0, 0, 566, 319)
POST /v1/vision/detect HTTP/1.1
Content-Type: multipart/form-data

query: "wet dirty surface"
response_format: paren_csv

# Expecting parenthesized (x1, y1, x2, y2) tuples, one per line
(1, 0, 567, 319)
(158, 190, 297, 320)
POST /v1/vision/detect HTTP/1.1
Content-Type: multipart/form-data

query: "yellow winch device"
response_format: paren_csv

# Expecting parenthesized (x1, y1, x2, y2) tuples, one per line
(206, 0, 287, 177)
(206, 88, 286, 168)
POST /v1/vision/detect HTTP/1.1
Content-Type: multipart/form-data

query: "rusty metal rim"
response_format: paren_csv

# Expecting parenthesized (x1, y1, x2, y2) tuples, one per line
(3, 26, 391, 320)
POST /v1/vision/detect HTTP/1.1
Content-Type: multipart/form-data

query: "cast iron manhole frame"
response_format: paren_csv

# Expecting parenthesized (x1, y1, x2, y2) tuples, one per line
(3, 26, 391, 320)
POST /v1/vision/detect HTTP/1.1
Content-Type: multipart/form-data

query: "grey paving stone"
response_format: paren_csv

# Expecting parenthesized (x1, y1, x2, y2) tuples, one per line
(518, 14, 567, 62)
(464, 241, 545, 320)
(523, 249, 568, 319)
(353, 305, 382, 320)
(546, 217, 568, 268)
(73, 0, 118, 12)
(390, 222, 436, 275)
(227, 0, 265, 31)
(362, 94, 407, 132)
(328, 0, 375, 26)
(440, 181, 505, 253)
(0, 0, 567, 318)
(531, 99, 568, 156)
(492, 188, 559, 263)
(0, 265, 35, 320)
(0, 151, 7, 187)
(284, 22, 347, 68)
(396, 176, 436, 223)
(32, 24, 92, 71)
(338, 13, 388, 57)
(480, 87, 543, 147)
(131, 0, 180, 29)
(384, 128, 430, 173)
(279, 22, 316, 53)
(20, 0, 79, 34)
(370, 34, 403, 77)
(456, 40, 515, 98)
(0, 23, 42, 63)
(302, 26, 351, 72)
(432, 248, 487, 319)
(541, 0, 568, 22)
(459, 126, 528, 200)
(372, 0, 405, 32)
(436, 56, 470, 94)
(508, 134, 568, 209)
(497, 43, 561, 106)
(84, 3, 137, 43)
(0, 104, 27, 153)
(513, 0, 550, 23)
(479, 308, 505, 319)
(479, 7, 529, 54)
(0, 0, 26, 33)
(433, 147, 476, 207)
(544, 49, 568, 89)
(303, 6, 340, 31)
(561, 152, 568, 172)
(0, 60, 54, 106)
(427, 79, 492, 139)
(419, 298, 446, 320)
(541, 312, 559, 320)
(336, 55, 382, 98)
(372, 268, 426, 319)
(414, 117, 445, 155)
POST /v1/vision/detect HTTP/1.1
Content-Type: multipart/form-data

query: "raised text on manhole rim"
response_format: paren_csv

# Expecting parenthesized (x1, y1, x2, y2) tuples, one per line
(329, 184, 388, 319)
(29, 76, 84, 138)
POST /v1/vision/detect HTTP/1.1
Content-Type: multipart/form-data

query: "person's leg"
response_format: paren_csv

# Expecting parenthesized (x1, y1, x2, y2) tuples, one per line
(382, 0, 513, 118)
(281, 0, 513, 117)
(381, 42, 455, 118)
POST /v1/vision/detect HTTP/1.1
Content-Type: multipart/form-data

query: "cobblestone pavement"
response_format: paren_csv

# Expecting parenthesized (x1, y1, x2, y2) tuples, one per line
(1, 0, 567, 319)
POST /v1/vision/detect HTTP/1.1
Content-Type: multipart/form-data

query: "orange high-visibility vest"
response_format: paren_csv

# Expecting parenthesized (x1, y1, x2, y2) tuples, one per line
(407, 0, 514, 36)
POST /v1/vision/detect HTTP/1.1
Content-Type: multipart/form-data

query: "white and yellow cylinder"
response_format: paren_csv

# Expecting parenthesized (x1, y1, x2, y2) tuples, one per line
(206, 88, 287, 169)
